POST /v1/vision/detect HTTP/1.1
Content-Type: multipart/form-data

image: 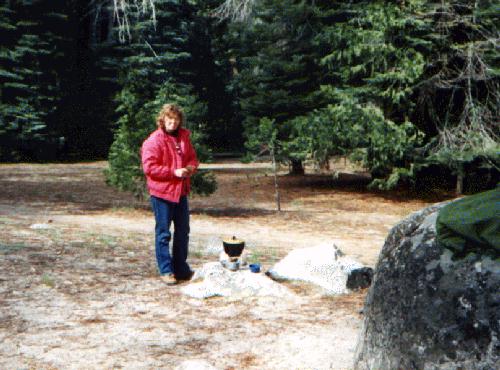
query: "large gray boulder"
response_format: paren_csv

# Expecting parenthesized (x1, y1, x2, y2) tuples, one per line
(354, 204, 499, 369)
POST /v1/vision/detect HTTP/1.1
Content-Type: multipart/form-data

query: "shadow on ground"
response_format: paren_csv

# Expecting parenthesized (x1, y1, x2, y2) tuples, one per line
(0, 163, 452, 217)
(190, 207, 281, 218)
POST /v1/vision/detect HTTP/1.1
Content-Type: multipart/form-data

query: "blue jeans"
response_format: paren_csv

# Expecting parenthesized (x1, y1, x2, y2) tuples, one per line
(150, 195, 191, 278)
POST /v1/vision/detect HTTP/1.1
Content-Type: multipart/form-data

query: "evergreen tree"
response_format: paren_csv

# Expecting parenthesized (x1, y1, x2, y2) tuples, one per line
(413, 0, 499, 193)
(230, 0, 328, 173)
(0, 0, 118, 160)
(306, 0, 498, 190)
(105, 0, 217, 197)
(188, 0, 242, 152)
(53, 0, 119, 159)
(304, 0, 427, 187)
(0, 0, 68, 160)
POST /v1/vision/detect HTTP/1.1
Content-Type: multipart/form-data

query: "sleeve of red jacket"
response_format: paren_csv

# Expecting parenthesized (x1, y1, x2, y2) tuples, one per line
(141, 138, 174, 180)
(185, 133, 199, 172)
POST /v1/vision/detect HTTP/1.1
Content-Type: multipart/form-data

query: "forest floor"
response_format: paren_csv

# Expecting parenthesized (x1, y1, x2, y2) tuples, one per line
(0, 160, 452, 369)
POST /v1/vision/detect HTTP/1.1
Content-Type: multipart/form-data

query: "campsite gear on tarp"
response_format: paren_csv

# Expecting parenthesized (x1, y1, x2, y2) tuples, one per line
(223, 236, 245, 257)
(436, 187, 500, 258)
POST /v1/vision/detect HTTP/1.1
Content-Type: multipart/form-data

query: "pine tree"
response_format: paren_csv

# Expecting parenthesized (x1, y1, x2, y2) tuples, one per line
(189, 0, 242, 152)
(230, 0, 328, 173)
(304, 0, 426, 187)
(0, 0, 68, 160)
(105, 0, 217, 197)
(309, 0, 498, 191)
(413, 0, 499, 193)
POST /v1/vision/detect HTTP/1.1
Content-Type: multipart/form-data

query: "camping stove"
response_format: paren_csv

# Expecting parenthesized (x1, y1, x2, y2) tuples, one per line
(220, 236, 246, 271)
(220, 256, 244, 271)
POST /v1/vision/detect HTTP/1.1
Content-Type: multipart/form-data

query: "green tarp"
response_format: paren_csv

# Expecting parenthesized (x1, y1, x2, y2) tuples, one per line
(436, 187, 500, 258)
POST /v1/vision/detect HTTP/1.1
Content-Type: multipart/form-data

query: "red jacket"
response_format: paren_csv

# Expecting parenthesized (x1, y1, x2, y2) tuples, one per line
(141, 128, 199, 203)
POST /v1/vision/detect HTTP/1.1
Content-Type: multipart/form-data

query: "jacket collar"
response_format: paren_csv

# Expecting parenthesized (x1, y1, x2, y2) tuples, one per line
(158, 127, 188, 139)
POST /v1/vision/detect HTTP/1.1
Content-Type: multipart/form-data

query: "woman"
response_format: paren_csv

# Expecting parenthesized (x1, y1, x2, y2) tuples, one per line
(141, 104, 199, 284)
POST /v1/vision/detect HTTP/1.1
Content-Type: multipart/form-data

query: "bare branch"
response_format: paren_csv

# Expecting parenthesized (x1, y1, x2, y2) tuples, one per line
(112, 0, 157, 42)
(213, 0, 257, 22)
(428, 1, 500, 169)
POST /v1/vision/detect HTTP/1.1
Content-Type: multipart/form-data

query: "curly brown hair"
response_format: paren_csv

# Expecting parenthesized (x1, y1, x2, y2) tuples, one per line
(156, 104, 184, 130)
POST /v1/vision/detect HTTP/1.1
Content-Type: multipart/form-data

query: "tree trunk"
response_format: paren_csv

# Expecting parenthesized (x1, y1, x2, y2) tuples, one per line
(290, 159, 304, 175)
(456, 164, 464, 195)
(271, 147, 281, 212)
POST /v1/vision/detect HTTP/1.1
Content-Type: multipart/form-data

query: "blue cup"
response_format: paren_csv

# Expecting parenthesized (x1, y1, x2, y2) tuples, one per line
(249, 263, 261, 273)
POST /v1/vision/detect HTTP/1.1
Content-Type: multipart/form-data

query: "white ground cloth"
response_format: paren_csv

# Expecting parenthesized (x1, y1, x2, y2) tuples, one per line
(267, 244, 363, 294)
(181, 262, 295, 299)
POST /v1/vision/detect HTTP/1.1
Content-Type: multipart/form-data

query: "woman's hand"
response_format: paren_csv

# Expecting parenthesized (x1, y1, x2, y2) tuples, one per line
(174, 168, 191, 178)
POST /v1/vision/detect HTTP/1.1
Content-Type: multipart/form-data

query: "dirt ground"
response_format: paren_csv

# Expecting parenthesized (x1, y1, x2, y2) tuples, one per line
(0, 160, 451, 369)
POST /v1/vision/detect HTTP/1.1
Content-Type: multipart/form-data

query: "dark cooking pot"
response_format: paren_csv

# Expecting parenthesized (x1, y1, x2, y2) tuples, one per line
(223, 236, 245, 257)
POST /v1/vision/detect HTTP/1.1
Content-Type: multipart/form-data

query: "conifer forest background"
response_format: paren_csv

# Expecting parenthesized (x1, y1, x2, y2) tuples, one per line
(0, 0, 498, 195)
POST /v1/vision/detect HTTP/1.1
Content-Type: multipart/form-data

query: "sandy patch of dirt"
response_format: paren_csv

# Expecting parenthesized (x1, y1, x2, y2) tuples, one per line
(0, 161, 451, 369)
